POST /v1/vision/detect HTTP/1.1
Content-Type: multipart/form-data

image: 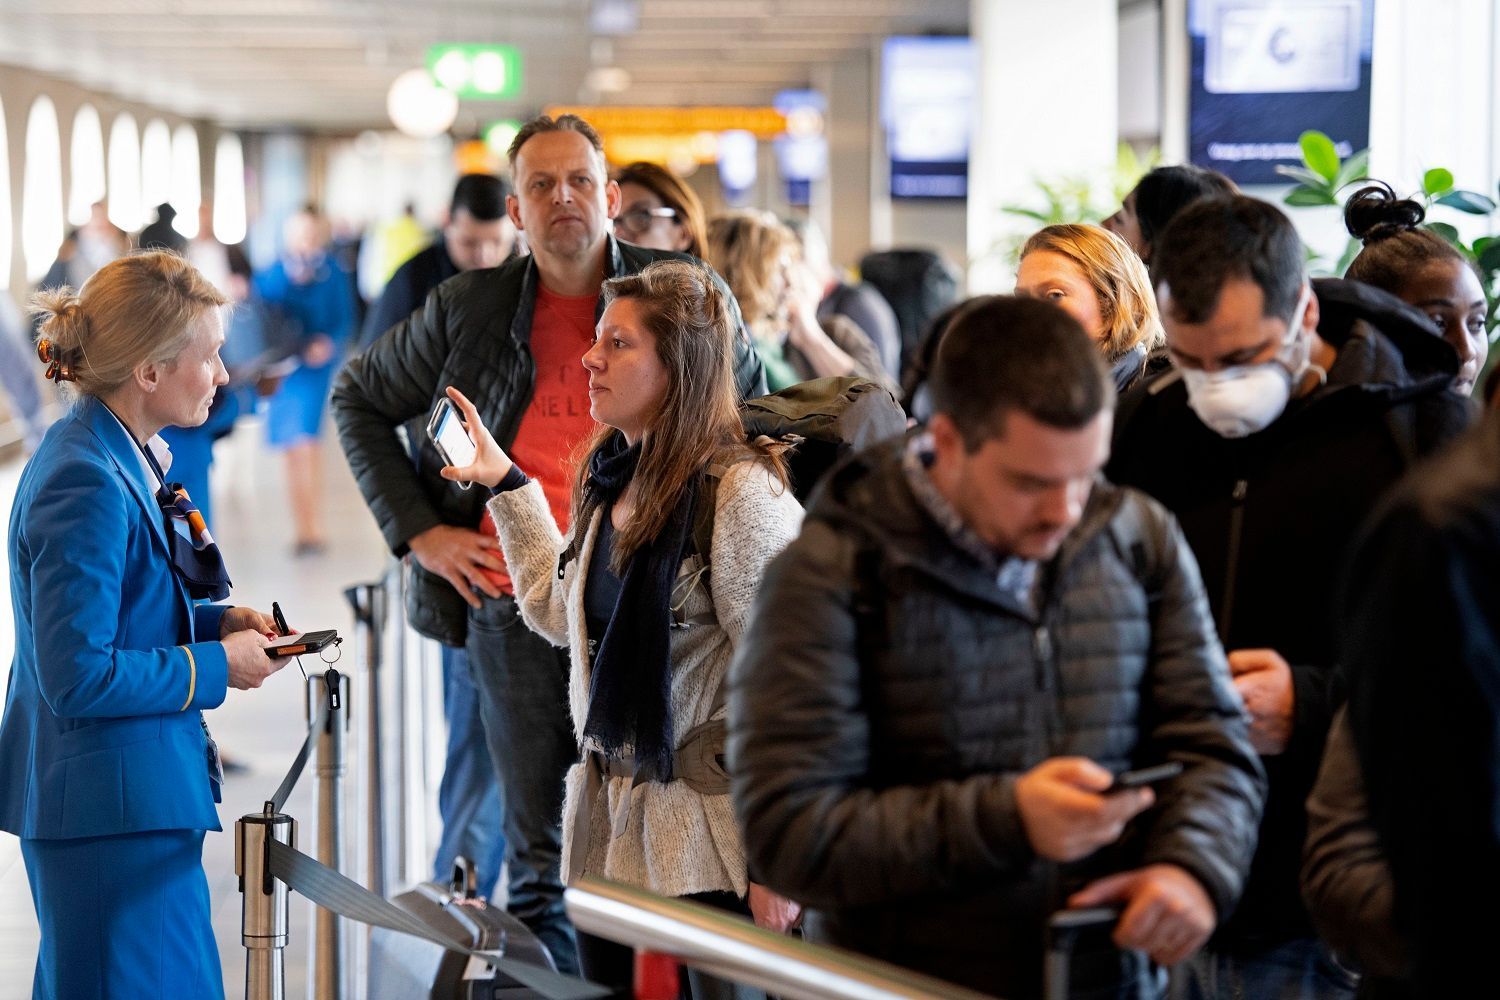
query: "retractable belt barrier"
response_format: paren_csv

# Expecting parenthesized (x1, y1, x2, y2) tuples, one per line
(239, 664, 609, 1000)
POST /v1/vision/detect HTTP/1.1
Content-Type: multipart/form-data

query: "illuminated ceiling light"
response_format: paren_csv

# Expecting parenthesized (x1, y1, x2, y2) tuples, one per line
(484, 119, 522, 157)
(387, 68, 459, 138)
(471, 51, 509, 94)
(585, 66, 632, 94)
(432, 50, 471, 92)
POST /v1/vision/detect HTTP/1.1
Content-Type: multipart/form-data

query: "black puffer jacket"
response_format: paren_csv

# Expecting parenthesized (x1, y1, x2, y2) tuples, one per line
(728, 438, 1265, 999)
(332, 236, 766, 646)
(1106, 277, 1475, 950)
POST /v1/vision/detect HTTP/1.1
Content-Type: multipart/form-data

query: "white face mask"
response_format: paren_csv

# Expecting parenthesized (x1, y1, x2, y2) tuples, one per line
(1181, 285, 1315, 439)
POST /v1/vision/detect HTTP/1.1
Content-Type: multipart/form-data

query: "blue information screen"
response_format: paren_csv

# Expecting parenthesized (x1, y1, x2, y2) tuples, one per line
(1187, 0, 1373, 185)
(882, 36, 976, 200)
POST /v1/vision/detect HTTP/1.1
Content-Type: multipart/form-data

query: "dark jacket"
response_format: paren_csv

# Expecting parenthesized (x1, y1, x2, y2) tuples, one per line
(728, 438, 1265, 999)
(818, 280, 902, 378)
(359, 240, 458, 352)
(1106, 277, 1475, 950)
(1334, 412, 1500, 998)
(331, 235, 766, 647)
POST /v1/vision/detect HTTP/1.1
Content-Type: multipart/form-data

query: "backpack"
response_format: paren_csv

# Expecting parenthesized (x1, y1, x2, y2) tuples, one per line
(858, 249, 960, 376)
(688, 375, 906, 562)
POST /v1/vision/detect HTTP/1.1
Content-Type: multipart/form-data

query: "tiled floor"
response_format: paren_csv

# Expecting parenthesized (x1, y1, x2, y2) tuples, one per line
(0, 414, 422, 998)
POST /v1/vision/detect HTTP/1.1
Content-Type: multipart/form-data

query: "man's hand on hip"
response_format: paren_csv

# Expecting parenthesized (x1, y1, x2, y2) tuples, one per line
(407, 524, 506, 609)
(1228, 648, 1295, 755)
(1015, 757, 1154, 863)
(1067, 863, 1216, 967)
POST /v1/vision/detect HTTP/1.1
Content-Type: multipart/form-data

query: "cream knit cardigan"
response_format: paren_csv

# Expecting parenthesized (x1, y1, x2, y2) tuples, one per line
(487, 460, 803, 897)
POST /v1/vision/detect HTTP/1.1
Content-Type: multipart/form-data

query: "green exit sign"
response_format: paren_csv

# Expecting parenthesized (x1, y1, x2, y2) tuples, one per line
(426, 44, 523, 100)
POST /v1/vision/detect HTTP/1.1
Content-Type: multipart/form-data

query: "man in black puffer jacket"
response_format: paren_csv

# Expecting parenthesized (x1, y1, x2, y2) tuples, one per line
(1106, 196, 1474, 998)
(332, 114, 764, 972)
(730, 297, 1265, 999)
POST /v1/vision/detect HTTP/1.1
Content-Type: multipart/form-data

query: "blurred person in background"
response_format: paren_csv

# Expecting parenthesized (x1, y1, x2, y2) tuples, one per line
(357, 171, 519, 900)
(0, 251, 284, 999)
(256, 205, 356, 556)
(138, 201, 188, 255)
(38, 200, 130, 294)
(612, 161, 707, 257)
(360, 174, 517, 353)
(1343, 182, 1489, 398)
(706, 210, 892, 394)
(1104, 165, 1237, 268)
(0, 292, 51, 452)
(785, 216, 902, 379)
(1016, 223, 1167, 394)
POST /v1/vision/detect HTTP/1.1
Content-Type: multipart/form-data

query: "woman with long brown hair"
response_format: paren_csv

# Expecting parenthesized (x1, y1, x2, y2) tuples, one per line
(439, 259, 803, 997)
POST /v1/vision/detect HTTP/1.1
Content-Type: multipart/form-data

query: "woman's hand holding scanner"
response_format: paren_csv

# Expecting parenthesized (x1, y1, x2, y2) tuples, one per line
(223, 628, 280, 690)
(220, 604, 278, 639)
(437, 386, 513, 489)
(1015, 757, 1154, 862)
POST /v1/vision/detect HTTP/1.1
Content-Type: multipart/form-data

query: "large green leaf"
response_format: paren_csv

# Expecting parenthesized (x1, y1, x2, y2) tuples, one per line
(1299, 131, 1340, 183)
(1275, 165, 1331, 190)
(1476, 237, 1500, 275)
(1285, 185, 1339, 207)
(1425, 221, 1461, 246)
(1422, 168, 1455, 197)
(1435, 190, 1497, 215)
(1333, 148, 1370, 191)
(1334, 237, 1362, 276)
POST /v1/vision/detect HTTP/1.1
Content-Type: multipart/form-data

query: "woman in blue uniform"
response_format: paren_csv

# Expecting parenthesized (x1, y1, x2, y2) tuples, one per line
(0, 251, 288, 999)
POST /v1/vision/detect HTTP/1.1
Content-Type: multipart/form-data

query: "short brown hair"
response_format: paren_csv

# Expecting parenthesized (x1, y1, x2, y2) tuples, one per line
(31, 250, 228, 398)
(506, 113, 606, 172)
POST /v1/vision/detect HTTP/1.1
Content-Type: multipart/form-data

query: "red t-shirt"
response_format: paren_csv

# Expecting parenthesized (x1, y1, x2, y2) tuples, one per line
(480, 283, 599, 594)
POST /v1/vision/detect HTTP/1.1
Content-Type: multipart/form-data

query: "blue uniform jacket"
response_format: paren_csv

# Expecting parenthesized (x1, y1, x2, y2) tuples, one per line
(0, 396, 230, 839)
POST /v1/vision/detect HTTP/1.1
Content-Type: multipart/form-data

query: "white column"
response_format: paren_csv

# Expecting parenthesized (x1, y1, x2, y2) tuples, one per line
(967, 0, 1120, 293)
(1367, 0, 1497, 241)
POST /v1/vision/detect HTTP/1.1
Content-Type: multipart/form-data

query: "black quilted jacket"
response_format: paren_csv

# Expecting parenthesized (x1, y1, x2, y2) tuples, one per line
(332, 236, 766, 646)
(728, 438, 1266, 999)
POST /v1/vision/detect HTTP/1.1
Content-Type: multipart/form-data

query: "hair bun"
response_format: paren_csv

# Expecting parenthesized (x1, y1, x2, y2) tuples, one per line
(1344, 181, 1426, 243)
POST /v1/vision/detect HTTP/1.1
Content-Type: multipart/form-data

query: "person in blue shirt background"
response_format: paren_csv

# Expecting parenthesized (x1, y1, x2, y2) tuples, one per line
(0, 251, 286, 999)
(256, 205, 357, 556)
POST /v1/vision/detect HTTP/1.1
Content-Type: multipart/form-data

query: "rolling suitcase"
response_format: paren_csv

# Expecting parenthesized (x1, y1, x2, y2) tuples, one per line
(369, 859, 557, 999)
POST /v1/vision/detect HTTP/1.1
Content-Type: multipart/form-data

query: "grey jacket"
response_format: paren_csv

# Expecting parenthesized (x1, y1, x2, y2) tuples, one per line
(728, 438, 1266, 998)
(331, 236, 766, 646)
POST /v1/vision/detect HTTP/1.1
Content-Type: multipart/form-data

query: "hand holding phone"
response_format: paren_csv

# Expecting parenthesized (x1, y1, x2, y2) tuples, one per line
(1105, 761, 1184, 794)
(430, 387, 514, 490)
(428, 397, 478, 489)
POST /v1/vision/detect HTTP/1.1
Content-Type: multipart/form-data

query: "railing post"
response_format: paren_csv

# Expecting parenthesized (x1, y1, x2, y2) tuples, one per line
(310, 668, 350, 999)
(237, 810, 294, 1000)
(344, 580, 388, 898)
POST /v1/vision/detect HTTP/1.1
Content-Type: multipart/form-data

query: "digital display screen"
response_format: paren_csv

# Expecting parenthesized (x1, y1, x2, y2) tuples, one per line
(435, 405, 476, 468)
(1188, 0, 1373, 185)
(881, 36, 977, 200)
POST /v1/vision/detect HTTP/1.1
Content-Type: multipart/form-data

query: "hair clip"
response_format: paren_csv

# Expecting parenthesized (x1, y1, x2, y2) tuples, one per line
(36, 339, 76, 383)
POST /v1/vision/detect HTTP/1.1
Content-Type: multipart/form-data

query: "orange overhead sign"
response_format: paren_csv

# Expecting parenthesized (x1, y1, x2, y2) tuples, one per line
(544, 105, 788, 138)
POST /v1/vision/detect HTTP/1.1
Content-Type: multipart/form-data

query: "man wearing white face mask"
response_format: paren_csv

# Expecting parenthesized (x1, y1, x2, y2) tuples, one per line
(1107, 195, 1473, 1000)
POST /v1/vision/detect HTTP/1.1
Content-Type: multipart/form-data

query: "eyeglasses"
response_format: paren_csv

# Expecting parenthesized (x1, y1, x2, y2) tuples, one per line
(615, 206, 679, 234)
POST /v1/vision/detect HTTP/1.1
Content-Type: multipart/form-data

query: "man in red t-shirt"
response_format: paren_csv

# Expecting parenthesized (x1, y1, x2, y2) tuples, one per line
(333, 113, 765, 973)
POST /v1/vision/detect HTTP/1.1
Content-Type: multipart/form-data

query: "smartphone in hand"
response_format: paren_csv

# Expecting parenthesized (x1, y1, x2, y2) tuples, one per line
(1105, 761, 1184, 794)
(427, 397, 477, 488)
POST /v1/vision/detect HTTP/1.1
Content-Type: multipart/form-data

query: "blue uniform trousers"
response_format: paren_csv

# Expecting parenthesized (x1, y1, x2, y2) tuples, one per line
(21, 828, 223, 1000)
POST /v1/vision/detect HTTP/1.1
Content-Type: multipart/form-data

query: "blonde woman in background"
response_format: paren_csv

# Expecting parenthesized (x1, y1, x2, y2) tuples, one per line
(1016, 223, 1167, 394)
(706, 210, 895, 395)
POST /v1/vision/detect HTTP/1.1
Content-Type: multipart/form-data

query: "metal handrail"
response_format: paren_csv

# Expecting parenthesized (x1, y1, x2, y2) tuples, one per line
(564, 878, 996, 1000)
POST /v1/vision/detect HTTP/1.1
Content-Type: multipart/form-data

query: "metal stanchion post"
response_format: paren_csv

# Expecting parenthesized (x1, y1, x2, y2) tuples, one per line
(346, 581, 388, 897)
(309, 668, 350, 1000)
(237, 811, 294, 1000)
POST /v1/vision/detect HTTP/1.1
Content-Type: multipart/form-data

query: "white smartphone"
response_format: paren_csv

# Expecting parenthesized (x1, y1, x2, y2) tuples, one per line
(427, 397, 477, 488)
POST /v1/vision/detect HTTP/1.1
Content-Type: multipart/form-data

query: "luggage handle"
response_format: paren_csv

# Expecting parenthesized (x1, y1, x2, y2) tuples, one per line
(450, 856, 478, 899)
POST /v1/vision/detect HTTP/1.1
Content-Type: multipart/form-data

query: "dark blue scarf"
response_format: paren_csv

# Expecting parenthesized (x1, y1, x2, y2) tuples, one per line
(581, 432, 698, 779)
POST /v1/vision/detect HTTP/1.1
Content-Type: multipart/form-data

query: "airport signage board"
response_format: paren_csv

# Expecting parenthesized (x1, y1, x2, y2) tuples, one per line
(1187, 0, 1373, 185)
(880, 36, 977, 200)
(544, 106, 789, 138)
(427, 44, 524, 101)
